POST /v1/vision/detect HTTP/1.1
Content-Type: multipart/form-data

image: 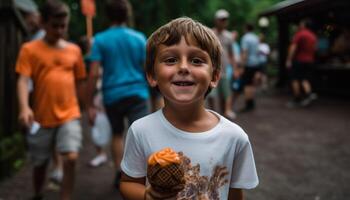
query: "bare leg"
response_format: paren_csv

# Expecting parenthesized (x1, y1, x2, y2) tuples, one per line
(50, 150, 63, 182)
(60, 152, 78, 200)
(111, 135, 123, 171)
(244, 85, 256, 101)
(33, 162, 49, 197)
(242, 85, 256, 111)
(96, 146, 104, 155)
(291, 80, 301, 97)
(301, 80, 312, 94)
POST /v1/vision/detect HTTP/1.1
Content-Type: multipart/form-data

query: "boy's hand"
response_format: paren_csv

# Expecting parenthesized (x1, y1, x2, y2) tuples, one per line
(18, 107, 34, 128)
(87, 106, 97, 125)
(144, 186, 180, 200)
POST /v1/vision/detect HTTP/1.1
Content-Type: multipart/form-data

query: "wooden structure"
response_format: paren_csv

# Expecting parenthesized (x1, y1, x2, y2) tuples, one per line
(0, 0, 29, 137)
(260, 0, 350, 95)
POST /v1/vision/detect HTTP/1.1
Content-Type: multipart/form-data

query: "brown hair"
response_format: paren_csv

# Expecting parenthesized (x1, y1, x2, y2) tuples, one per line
(105, 0, 129, 24)
(146, 17, 222, 79)
(40, 0, 69, 23)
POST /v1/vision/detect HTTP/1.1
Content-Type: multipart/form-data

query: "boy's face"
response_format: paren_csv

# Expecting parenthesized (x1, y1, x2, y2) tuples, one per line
(147, 36, 219, 106)
(43, 16, 69, 43)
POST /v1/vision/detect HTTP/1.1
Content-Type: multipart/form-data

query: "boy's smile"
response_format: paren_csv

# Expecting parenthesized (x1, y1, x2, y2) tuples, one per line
(148, 36, 219, 106)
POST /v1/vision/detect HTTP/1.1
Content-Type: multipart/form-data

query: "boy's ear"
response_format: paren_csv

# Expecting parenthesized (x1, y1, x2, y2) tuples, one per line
(146, 73, 157, 87)
(209, 70, 221, 88)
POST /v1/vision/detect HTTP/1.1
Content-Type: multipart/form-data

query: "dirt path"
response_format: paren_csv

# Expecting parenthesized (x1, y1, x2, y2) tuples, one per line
(0, 92, 349, 200)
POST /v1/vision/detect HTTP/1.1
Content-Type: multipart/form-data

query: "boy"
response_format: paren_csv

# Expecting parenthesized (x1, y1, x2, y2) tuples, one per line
(86, 0, 150, 187)
(16, 1, 86, 199)
(120, 17, 258, 200)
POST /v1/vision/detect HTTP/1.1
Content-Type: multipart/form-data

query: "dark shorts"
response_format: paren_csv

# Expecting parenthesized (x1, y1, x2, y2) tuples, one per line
(290, 61, 313, 81)
(230, 78, 243, 93)
(104, 96, 149, 135)
(242, 67, 261, 86)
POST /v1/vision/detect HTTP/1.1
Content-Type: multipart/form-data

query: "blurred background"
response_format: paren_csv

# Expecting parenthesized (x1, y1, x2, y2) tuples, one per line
(0, 0, 349, 199)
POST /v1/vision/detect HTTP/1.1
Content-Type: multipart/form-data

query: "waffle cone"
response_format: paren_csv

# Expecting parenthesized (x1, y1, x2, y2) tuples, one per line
(147, 163, 185, 192)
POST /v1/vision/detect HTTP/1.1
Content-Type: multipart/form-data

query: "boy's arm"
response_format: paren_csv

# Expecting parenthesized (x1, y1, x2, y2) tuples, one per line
(228, 188, 243, 200)
(17, 74, 34, 127)
(120, 172, 146, 200)
(286, 43, 297, 68)
(75, 79, 86, 109)
(86, 61, 100, 125)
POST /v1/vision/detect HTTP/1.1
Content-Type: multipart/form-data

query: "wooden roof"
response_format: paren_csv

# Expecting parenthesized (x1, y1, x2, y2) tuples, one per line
(260, 0, 350, 20)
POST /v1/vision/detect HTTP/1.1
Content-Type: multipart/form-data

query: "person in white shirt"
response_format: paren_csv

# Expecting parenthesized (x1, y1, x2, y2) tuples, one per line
(119, 17, 259, 200)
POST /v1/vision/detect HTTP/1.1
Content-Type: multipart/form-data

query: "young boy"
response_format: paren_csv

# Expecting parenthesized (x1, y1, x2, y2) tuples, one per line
(120, 17, 258, 200)
(16, 1, 86, 199)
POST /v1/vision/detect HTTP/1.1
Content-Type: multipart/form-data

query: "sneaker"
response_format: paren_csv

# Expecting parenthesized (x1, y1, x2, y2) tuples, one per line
(47, 181, 60, 191)
(300, 93, 318, 107)
(89, 154, 108, 167)
(224, 110, 237, 121)
(49, 168, 63, 184)
(286, 97, 302, 108)
(286, 100, 300, 108)
(239, 99, 256, 113)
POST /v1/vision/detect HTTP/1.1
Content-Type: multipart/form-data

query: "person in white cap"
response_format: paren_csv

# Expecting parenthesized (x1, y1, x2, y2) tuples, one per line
(208, 9, 237, 120)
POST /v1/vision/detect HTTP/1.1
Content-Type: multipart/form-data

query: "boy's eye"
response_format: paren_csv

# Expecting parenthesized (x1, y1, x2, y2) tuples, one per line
(164, 57, 177, 64)
(191, 57, 204, 65)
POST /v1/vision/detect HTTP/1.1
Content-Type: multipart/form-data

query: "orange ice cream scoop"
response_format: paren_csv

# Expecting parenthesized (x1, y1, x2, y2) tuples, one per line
(148, 147, 181, 167)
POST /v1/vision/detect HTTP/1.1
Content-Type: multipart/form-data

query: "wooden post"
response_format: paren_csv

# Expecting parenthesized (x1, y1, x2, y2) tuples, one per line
(86, 15, 93, 40)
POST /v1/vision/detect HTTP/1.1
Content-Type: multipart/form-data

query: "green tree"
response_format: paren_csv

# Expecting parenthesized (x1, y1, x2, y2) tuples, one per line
(34, 0, 283, 42)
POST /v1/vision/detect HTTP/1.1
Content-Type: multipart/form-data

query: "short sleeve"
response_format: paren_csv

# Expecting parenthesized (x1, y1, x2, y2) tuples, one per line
(120, 126, 147, 178)
(15, 45, 32, 77)
(74, 48, 87, 80)
(241, 36, 248, 51)
(89, 37, 102, 62)
(230, 139, 259, 189)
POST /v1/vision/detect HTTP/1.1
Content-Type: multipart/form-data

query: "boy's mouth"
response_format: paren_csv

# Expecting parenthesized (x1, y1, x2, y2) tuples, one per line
(172, 81, 195, 86)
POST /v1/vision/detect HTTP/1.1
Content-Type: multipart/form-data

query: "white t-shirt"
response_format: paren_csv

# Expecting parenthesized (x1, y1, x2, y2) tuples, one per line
(121, 109, 259, 199)
(258, 43, 270, 64)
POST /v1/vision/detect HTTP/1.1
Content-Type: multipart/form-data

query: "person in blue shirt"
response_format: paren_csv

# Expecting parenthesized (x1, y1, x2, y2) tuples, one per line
(86, 0, 150, 188)
(240, 23, 260, 112)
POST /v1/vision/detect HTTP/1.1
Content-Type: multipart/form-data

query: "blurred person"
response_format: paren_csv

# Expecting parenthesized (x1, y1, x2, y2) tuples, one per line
(16, 1, 86, 199)
(229, 30, 243, 116)
(210, 9, 237, 120)
(87, 0, 150, 188)
(257, 33, 270, 91)
(18, 2, 63, 186)
(77, 36, 110, 167)
(286, 19, 318, 108)
(240, 23, 260, 112)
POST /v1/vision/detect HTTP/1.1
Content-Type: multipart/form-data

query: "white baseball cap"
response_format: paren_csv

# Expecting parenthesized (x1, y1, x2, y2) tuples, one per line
(215, 9, 229, 19)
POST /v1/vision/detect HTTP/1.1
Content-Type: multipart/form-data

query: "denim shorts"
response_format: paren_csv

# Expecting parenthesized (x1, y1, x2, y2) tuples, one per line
(26, 119, 82, 166)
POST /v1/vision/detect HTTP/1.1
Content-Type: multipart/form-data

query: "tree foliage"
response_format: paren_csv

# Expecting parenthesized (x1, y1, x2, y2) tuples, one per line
(34, 0, 283, 42)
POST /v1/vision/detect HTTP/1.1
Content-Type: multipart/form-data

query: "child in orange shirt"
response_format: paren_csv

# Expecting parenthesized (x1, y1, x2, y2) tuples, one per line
(16, 1, 86, 199)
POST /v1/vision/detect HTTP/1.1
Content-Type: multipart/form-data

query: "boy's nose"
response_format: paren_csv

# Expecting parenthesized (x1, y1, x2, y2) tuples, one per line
(178, 59, 190, 74)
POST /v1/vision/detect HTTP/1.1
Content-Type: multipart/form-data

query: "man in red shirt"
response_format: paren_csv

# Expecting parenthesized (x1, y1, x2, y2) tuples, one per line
(286, 19, 318, 107)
